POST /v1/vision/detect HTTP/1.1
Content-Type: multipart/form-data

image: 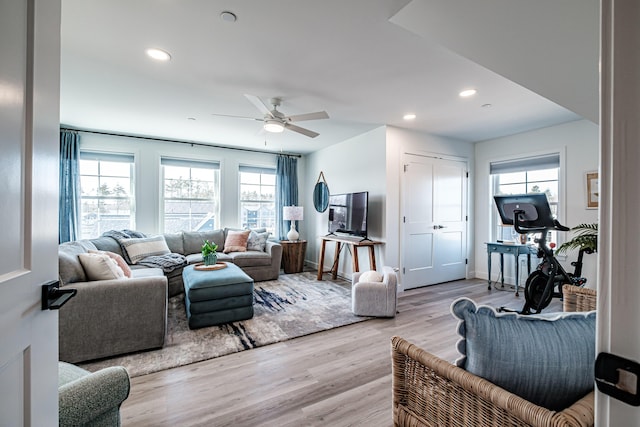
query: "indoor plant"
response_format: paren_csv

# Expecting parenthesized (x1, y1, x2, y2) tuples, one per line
(201, 240, 218, 266)
(556, 223, 598, 255)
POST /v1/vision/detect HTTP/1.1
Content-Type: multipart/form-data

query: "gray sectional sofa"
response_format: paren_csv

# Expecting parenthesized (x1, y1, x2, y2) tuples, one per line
(58, 229, 282, 363)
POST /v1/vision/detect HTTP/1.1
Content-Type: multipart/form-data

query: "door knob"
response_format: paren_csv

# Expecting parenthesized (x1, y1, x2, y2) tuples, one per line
(41, 281, 77, 310)
(433, 225, 445, 229)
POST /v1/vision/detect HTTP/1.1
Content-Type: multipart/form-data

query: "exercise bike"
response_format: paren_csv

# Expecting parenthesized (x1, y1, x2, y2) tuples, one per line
(494, 194, 589, 314)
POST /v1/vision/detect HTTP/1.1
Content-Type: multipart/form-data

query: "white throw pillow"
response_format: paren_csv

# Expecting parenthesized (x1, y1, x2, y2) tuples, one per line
(359, 270, 383, 283)
(78, 253, 125, 281)
(121, 235, 171, 264)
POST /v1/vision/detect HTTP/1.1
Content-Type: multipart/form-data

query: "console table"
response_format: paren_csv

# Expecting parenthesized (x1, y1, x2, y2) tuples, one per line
(317, 235, 383, 280)
(486, 242, 538, 296)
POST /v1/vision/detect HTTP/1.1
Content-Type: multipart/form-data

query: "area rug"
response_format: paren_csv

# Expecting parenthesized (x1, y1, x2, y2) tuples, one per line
(79, 272, 370, 377)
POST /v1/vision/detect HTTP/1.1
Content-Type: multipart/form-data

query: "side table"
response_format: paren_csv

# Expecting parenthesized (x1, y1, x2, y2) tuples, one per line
(280, 240, 307, 274)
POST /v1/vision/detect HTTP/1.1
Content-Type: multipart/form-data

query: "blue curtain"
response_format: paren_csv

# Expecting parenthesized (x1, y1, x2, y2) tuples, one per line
(59, 130, 81, 243)
(276, 155, 298, 240)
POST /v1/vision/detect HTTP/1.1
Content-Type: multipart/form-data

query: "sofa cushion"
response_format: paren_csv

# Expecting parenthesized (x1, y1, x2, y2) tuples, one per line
(228, 250, 272, 267)
(89, 250, 132, 278)
(163, 232, 185, 254)
(183, 230, 225, 255)
(451, 297, 596, 411)
(78, 253, 126, 281)
(121, 235, 171, 264)
(223, 230, 250, 253)
(58, 242, 92, 285)
(89, 236, 124, 256)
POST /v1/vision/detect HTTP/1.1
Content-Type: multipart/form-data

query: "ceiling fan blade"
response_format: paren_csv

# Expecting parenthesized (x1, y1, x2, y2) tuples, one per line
(286, 111, 329, 122)
(211, 113, 261, 121)
(285, 123, 320, 138)
(244, 94, 274, 118)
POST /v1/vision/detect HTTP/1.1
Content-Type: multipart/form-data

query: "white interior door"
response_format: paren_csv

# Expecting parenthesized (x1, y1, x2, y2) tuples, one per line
(0, 0, 61, 425)
(402, 154, 467, 289)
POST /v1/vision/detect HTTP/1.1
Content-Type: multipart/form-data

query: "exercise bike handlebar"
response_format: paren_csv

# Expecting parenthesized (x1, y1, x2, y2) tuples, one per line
(513, 210, 570, 234)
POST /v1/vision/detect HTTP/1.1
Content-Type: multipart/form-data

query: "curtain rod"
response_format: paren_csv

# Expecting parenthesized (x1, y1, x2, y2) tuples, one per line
(60, 127, 302, 158)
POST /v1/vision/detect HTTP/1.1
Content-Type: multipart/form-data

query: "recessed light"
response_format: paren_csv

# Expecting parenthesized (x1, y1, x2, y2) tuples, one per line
(220, 11, 237, 22)
(146, 48, 171, 61)
(459, 89, 477, 97)
(403, 113, 417, 120)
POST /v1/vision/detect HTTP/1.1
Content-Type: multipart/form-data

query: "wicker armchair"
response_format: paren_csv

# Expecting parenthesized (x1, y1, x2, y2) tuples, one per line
(391, 287, 597, 427)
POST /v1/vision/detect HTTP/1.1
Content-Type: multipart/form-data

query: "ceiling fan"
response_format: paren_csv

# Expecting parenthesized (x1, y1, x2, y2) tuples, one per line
(212, 94, 329, 138)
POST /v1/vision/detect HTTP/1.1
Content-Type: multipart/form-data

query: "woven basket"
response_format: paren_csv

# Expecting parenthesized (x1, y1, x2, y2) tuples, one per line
(562, 285, 597, 312)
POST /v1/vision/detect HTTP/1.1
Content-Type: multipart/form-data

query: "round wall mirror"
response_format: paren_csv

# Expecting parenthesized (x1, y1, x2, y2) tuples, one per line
(313, 181, 330, 212)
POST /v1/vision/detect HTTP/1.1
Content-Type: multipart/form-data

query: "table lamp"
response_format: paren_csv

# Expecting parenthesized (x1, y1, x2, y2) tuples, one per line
(283, 206, 304, 241)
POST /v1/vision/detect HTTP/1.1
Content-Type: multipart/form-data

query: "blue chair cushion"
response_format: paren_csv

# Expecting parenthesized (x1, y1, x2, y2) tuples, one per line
(451, 297, 596, 411)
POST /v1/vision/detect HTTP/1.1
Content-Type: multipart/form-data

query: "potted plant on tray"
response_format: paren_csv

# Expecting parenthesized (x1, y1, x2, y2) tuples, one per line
(201, 240, 218, 266)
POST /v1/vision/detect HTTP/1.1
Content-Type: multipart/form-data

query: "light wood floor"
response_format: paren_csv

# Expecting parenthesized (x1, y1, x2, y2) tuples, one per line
(121, 277, 561, 427)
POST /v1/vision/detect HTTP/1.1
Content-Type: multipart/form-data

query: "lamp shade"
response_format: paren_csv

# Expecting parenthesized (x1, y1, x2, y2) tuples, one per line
(283, 206, 304, 221)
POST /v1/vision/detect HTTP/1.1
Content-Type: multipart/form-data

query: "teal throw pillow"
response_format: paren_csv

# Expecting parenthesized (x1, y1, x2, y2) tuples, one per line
(451, 297, 596, 411)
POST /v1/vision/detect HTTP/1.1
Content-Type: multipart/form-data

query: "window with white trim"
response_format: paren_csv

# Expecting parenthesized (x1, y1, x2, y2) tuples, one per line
(79, 152, 135, 239)
(161, 158, 220, 233)
(490, 154, 560, 244)
(239, 166, 276, 234)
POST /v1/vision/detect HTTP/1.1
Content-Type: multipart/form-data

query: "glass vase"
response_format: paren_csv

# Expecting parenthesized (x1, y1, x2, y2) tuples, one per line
(203, 253, 217, 266)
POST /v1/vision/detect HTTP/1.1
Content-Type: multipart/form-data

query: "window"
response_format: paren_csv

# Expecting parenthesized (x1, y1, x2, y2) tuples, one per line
(162, 158, 220, 233)
(490, 154, 560, 244)
(79, 152, 135, 239)
(239, 166, 276, 234)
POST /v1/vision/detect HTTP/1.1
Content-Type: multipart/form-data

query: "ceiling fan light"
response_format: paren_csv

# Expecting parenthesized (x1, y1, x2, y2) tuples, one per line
(264, 119, 284, 133)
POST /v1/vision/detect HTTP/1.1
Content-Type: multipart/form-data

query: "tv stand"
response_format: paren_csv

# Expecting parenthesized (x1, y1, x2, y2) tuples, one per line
(317, 235, 383, 280)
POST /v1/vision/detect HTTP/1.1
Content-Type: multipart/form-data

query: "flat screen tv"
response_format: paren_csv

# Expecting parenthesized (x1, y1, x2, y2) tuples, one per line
(328, 191, 368, 238)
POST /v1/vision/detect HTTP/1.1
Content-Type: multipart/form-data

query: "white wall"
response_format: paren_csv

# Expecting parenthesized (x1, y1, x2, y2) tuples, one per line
(474, 119, 599, 287)
(79, 132, 300, 235)
(304, 127, 387, 277)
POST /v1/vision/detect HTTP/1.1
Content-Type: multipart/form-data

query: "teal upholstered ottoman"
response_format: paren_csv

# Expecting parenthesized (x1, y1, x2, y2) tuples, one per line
(182, 263, 254, 329)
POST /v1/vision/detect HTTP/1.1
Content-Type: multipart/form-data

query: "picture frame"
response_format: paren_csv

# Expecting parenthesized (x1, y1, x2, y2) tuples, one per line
(586, 171, 599, 209)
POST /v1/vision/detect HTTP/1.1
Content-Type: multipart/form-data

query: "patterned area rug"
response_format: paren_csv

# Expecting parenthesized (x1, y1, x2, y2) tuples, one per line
(80, 272, 370, 377)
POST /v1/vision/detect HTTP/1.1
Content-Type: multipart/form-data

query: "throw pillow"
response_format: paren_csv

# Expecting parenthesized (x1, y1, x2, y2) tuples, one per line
(246, 230, 270, 252)
(120, 235, 171, 264)
(223, 230, 251, 253)
(88, 249, 132, 278)
(451, 297, 596, 411)
(359, 270, 383, 282)
(78, 253, 126, 281)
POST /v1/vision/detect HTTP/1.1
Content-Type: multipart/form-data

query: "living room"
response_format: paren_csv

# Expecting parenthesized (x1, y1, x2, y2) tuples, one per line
(3, 0, 639, 426)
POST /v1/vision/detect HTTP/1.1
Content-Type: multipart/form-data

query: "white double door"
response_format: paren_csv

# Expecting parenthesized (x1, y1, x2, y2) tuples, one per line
(401, 154, 468, 289)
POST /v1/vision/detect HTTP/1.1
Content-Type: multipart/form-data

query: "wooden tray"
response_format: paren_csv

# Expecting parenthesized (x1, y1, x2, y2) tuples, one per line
(194, 262, 227, 271)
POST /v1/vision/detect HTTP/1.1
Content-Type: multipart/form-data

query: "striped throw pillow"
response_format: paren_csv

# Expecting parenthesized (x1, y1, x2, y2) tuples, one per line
(121, 235, 171, 264)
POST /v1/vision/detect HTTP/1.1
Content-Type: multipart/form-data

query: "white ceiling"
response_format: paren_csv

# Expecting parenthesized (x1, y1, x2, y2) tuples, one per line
(60, 0, 596, 155)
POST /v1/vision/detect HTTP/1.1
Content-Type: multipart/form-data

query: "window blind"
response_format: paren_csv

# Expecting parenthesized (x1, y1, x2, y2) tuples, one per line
(161, 157, 220, 170)
(239, 165, 275, 175)
(490, 154, 560, 175)
(80, 151, 134, 163)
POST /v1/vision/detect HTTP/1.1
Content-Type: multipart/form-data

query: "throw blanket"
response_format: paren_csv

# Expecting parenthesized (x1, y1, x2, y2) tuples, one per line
(137, 253, 188, 273)
(102, 229, 187, 273)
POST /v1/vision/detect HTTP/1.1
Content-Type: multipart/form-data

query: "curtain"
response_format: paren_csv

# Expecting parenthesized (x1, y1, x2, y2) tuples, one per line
(276, 155, 298, 240)
(59, 130, 81, 243)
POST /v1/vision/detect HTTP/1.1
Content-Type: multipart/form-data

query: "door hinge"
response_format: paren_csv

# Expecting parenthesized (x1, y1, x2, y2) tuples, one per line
(403, 216, 406, 223)
(465, 258, 468, 265)
(466, 215, 468, 221)
(404, 164, 409, 172)
(403, 267, 405, 274)
(466, 171, 469, 178)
